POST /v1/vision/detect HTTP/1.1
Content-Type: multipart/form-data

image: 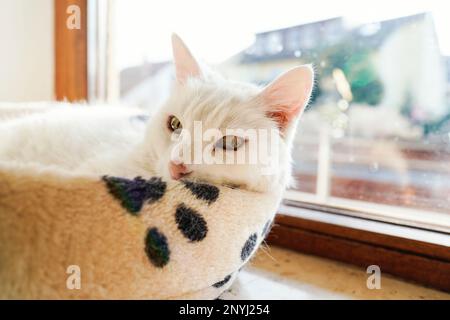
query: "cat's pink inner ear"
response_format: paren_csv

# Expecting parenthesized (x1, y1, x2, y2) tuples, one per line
(261, 66, 314, 131)
(171, 33, 202, 84)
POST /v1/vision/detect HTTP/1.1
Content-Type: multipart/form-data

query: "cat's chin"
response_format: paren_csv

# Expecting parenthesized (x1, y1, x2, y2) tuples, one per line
(181, 172, 279, 194)
(157, 161, 285, 193)
(175, 172, 192, 181)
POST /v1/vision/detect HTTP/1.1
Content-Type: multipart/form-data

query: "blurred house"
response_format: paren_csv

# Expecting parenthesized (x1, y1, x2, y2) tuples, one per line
(118, 13, 447, 127)
(219, 17, 345, 84)
(220, 13, 447, 123)
(240, 17, 345, 65)
(371, 14, 446, 121)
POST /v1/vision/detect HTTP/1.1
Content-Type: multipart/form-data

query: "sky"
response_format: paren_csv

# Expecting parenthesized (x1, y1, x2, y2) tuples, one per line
(114, 0, 450, 68)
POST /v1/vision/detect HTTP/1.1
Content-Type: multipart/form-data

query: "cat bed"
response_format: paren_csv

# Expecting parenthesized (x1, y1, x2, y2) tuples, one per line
(0, 161, 281, 299)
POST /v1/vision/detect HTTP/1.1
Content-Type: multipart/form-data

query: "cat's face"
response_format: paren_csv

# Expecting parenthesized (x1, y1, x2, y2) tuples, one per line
(145, 34, 314, 192)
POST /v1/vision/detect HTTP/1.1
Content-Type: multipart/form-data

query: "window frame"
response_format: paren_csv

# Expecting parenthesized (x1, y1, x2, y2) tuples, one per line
(54, 0, 88, 101)
(284, 191, 450, 233)
(268, 206, 450, 292)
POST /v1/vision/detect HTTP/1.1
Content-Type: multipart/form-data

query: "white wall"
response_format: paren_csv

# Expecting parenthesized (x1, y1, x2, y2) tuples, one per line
(0, 0, 54, 102)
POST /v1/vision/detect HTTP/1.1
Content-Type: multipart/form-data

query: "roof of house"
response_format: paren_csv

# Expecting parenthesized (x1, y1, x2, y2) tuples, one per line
(240, 13, 430, 63)
(349, 13, 429, 49)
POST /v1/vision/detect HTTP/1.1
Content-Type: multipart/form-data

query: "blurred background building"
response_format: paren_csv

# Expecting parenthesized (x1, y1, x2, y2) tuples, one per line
(118, 12, 450, 214)
(121, 13, 450, 135)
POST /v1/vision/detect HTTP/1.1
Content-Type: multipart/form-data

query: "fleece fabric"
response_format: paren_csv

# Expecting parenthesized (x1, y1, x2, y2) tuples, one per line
(0, 162, 280, 299)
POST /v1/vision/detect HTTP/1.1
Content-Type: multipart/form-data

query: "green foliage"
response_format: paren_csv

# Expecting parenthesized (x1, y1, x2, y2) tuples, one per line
(308, 37, 384, 106)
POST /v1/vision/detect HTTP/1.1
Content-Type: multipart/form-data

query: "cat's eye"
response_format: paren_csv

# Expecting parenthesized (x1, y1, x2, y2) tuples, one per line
(168, 115, 182, 131)
(215, 136, 245, 151)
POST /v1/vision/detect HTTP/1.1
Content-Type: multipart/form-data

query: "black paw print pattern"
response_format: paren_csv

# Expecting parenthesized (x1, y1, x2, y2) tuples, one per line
(175, 203, 208, 242)
(102, 176, 166, 215)
(103, 176, 265, 292)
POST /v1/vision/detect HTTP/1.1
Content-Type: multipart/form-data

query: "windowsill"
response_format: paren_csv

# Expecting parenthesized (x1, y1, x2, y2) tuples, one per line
(279, 203, 450, 246)
(284, 191, 450, 234)
(265, 204, 450, 292)
(222, 247, 450, 300)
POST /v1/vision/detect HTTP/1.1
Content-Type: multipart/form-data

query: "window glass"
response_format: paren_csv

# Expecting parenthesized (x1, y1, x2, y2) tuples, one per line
(114, 0, 450, 229)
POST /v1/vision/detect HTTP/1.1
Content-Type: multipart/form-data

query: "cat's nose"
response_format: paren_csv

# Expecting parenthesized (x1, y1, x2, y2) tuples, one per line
(169, 161, 192, 180)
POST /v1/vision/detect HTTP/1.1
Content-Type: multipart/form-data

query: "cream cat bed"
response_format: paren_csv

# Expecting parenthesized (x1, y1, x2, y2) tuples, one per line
(0, 34, 314, 299)
(0, 161, 280, 299)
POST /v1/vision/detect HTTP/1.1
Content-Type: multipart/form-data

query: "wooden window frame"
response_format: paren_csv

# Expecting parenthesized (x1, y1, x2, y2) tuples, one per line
(54, 1, 450, 293)
(267, 204, 450, 292)
(54, 0, 88, 102)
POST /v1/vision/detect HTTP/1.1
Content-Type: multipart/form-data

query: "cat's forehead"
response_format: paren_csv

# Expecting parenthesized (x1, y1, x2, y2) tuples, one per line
(169, 80, 270, 130)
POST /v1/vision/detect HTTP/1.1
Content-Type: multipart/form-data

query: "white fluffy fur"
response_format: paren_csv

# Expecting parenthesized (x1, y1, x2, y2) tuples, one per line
(0, 36, 313, 193)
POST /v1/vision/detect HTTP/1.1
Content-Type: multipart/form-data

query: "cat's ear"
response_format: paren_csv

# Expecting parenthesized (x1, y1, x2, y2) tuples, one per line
(259, 65, 314, 132)
(171, 33, 202, 84)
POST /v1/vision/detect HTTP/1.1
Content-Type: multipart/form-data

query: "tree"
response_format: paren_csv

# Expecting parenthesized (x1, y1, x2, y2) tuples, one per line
(309, 37, 384, 106)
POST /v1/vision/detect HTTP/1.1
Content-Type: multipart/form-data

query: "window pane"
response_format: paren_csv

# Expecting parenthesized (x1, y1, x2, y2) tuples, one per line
(114, 0, 450, 229)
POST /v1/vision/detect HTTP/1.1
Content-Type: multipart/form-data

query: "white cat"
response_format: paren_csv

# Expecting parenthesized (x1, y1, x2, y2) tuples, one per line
(0, 35, 313, 193)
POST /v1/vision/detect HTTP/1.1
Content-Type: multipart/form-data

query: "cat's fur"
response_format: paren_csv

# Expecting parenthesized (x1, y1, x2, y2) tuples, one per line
(0, 35, 313, 193)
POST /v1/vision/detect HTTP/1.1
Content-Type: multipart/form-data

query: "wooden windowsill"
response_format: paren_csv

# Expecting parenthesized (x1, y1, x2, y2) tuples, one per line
(222, 246, 450, 299)
(266, 205, 450, 292)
